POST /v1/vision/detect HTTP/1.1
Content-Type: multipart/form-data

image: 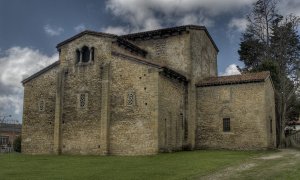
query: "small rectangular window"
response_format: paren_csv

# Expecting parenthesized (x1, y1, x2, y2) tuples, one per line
(127, 91, 136, 106)
(79, 94, 87, 108)
(223, 118, 230, 132)
(270, 119, 273, 134)
(39, 100, 45, 111)
(0, 136, 9, 145)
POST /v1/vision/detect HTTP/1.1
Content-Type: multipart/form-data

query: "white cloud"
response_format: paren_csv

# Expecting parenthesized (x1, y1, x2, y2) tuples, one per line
(0, 95, 22, 115)
(44, 24, 64, 36)
(74, 24, 86, 33)
(228, 18, 249, 32)
(226, 17, 249, 43)
(177, 13, 214, 27)
(279, 0, 300, 17)
(0, 47, 58, 121)
(101, 26, 131, 35)
(105, 0, 256, 32)
(221, 64, 241, 76)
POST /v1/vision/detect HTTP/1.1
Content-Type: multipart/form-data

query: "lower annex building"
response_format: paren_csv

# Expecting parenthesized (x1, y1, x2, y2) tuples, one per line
(21, 25, 276, 155)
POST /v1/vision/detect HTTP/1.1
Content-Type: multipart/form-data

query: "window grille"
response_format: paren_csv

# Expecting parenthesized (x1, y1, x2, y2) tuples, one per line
(223, 118, 230, 132)
(79, 94, 86, 108)
(39, 100, 45, 111)
(127, 91, 135, 106)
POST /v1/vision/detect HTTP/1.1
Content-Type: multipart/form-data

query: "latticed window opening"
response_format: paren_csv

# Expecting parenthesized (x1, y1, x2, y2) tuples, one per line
(127, 91, 135, 106)
(80, 94, 86, 108)
(39, 100, 45, 111)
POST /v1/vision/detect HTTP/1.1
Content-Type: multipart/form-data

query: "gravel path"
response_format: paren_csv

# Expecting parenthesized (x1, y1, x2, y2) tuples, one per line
(198, 149, 300, 180)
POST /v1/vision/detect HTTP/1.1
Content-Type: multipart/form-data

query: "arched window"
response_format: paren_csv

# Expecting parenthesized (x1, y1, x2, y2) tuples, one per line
(76, 49, 80, 63)
(81, 46, 90, 63)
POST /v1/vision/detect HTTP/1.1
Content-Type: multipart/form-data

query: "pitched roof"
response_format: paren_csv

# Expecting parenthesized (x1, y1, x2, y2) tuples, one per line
(56, 30, 117, 48)
(114, 37, 148, 57)
(111, 51, 188, 82)
(196, 71, 270, 87)
(56, 25, 218, 52)
(22, 61, 60, 85)
(121, 25, 219, 52)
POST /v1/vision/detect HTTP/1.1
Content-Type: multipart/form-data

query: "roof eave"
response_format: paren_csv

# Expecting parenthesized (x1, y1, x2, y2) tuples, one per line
(56, 30, 118, 49)
(21, 61, 60, 85)
(196, 79, 266, 87)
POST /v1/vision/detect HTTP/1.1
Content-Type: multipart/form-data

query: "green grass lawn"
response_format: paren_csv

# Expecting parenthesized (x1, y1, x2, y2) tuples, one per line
(0, 150, 263, 180)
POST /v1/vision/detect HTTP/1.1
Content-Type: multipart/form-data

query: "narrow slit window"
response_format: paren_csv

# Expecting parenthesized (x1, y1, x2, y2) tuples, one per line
(270, 119, 273, 134)
(81, 46, 90, 63)
(223, 118, 230, 132)
(80, 94, 85, 107)
(79, 94, 87, 108)
(127, 91, 135, 106)
(39, 100, 45, 111)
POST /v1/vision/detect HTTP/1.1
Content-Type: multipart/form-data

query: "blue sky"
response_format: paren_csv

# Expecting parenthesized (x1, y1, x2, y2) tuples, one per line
(0, 0, 300, 122)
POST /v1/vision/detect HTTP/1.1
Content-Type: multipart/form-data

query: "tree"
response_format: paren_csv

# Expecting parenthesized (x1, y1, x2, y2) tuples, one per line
(270, 15, 300, 146)
(238, 0, 300, 147)
(238, 0, 279, 70)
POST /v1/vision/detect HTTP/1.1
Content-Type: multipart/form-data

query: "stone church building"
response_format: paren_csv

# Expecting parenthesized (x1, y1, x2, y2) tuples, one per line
(21, 25, 276, 155)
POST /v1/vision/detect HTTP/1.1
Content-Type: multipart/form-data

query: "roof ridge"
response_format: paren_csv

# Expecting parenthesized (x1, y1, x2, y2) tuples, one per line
(196, 71, 271, 87)
(120, 24, 218, 52)
(56, 30, 118, 48)
(121, 25, 206, 37)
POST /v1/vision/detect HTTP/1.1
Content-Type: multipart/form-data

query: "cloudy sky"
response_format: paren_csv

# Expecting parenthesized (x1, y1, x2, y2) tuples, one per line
(0, 0, 300, 122)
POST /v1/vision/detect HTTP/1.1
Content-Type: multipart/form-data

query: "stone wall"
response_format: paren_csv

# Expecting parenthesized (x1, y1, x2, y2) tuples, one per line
(265, 79, 276, 147)
(109, 47, 159, 155)
(196, 80, 275, 150)
(56, 34, 113, 155)
(129, 33, 191, 76)
(190, 30, 218, 81)
(22, 66, 58, 154)
(158, 74, 186, 152)
(22, 28, 275, 156)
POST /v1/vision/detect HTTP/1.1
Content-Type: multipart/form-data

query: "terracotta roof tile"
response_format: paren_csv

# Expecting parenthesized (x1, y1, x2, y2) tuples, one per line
(196, 71, 270, 87)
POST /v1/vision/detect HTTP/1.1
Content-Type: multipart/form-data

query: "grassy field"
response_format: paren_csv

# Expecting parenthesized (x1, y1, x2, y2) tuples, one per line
(0, 150, 263, 180)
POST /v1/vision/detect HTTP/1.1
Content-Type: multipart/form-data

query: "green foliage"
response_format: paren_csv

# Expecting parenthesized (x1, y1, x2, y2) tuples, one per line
(287, 95, 300, 121)
(238, 34, 265, 69)
(251, 60, 280, 88)
(13, 136, 21, 152)
(238, 0, 300, 135)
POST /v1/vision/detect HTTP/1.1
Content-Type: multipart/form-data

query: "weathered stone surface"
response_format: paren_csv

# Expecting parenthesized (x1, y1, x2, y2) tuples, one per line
(22, 66, 58, 154)
(21, 25, 275, 155)
(196, 79, 276, 150)
(158, 75, 186, 152)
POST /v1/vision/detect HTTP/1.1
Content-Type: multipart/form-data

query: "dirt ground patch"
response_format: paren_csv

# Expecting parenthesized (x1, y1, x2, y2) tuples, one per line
(198, 149, 300, 180)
